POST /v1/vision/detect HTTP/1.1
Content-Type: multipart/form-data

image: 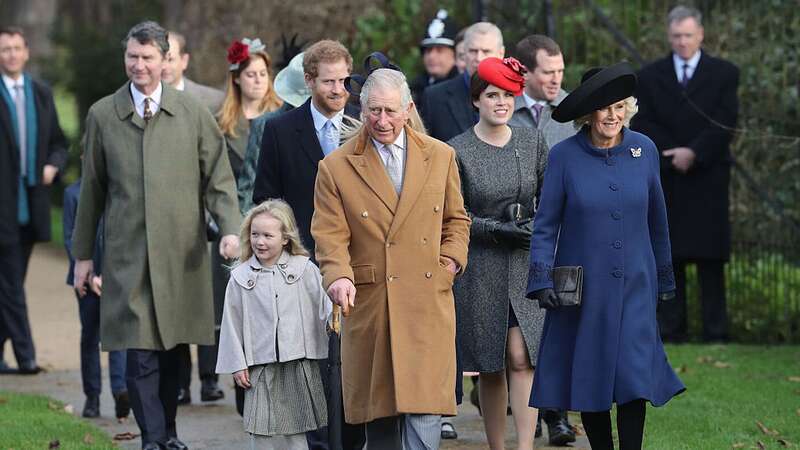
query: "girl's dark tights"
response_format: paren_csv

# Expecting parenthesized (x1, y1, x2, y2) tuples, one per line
(580, 399, 646, 450)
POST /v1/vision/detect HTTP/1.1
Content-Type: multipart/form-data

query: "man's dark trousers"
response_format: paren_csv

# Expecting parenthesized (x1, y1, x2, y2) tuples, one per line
(659, 259, 728, 342)
(0, 229, 36, 366)
(127, 347, 181, 446)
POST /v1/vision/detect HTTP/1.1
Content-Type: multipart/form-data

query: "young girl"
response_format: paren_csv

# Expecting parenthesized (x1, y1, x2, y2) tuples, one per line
(217, 199, 331, 449)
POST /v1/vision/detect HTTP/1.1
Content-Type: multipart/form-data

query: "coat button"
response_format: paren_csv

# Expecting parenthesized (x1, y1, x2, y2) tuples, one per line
(613, 240, 622, 249)
(247, 279, 254, 287)
(609, 183, 618, 191)
(386, 242, 391, 248)
(425, 272, 432, 278)
(433, 205, 440, 212)
(612, 211, 622, 220)
(287, 274, 295, 281)
(421, 238, 428, 244)
(606, 157, 616, 166)
(361, 211, 369, 218)
(613, 269, 623, 278)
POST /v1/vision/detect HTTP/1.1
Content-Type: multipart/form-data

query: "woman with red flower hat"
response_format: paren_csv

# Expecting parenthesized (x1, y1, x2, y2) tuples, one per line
(448, 57, 549, 449)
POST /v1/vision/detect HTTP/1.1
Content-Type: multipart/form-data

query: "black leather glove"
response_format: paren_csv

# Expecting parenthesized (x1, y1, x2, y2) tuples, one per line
(489, 218, 532, 250)
(531, 287, 560, 310)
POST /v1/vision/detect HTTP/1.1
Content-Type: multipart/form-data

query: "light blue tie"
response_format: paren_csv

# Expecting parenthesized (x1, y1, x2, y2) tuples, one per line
(320, 120, 338, 155)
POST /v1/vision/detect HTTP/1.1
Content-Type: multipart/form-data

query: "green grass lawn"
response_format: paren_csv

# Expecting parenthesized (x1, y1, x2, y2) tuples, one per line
(0, 391, 115, 449)
(642, 344, 800, 449)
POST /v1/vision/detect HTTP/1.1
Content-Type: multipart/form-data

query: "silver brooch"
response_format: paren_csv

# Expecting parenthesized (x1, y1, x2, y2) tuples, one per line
(630, 147, 642, 158)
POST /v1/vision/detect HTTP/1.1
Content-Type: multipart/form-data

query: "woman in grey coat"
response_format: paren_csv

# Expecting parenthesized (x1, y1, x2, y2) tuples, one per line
(449, 57, 548, 449)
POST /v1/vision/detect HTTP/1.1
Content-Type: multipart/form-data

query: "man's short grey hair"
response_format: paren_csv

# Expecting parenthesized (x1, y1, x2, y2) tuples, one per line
(667, 5, 703, 27)
(359, 69, 413, 114)
(122, 21, 169, 55)
(464, 22, 504, 49)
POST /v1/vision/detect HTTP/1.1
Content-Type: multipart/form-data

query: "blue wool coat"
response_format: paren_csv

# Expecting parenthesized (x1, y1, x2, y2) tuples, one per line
(526, 127, 685, 412)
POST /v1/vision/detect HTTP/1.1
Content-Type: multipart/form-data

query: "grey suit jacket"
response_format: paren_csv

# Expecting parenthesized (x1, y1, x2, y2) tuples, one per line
(508, 89, 575, 148)
(184, 78, 224, 113)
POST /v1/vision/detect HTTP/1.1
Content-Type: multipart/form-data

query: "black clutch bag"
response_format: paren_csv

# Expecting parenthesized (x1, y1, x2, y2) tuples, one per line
(553, 266, 584, 306)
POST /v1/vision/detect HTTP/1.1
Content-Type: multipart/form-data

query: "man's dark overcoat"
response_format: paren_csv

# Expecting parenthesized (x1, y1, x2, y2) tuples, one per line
(251, 98, 359, 250)
(0, 77, 67, 245)
(632, 51, 739, 260)
(422, 74, 473, 143)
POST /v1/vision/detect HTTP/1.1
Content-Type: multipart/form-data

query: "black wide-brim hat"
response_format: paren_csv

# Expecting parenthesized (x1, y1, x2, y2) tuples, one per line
(552, 62, 637, 123)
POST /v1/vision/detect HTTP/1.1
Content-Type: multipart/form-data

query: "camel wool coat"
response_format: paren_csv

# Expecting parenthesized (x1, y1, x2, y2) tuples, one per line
(72, 82, 241, 351)
(311, 126, 470, 424)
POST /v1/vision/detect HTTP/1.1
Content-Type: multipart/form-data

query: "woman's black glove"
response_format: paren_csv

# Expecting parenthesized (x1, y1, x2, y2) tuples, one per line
(488, 218, 532, 250)
(531, 288, 560, 310)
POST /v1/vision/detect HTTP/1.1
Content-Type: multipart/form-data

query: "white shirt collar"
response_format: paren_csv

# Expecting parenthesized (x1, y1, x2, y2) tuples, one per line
(2, 73, 24, 93)
(371, 128, 406, 154)
(175, 78, 185, 91)
(129, 81, 163, 117)
(310, 99, 344, 132)
(673, 50, 702, 78)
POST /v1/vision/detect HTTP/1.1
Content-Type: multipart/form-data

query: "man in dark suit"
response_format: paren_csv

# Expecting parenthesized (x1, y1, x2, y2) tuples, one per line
(632, 5, 739, 342)
(252, 39, 364, 450)
(0, 26, 68, 375)
(422, 21, 504, 142)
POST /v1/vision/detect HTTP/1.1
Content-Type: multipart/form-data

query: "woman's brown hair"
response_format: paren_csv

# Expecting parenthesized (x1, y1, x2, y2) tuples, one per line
(218, 51, 283, 137)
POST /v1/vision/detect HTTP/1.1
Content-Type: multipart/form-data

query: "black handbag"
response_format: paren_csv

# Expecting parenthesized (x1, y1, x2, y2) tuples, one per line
(553, 266, 584, 306)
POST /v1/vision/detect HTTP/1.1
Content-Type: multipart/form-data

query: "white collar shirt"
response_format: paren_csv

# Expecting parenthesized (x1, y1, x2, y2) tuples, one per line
(522, 91, 549, 109)
(129, 81, 163, 119)
(310, 99, 344, 144)
(371, 128, 406, 171)
(673, 50, 702, 83)
(2, 73, 25, 101)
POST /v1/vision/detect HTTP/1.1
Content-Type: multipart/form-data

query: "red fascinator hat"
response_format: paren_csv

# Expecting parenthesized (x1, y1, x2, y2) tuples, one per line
(477, 57, 527, 96)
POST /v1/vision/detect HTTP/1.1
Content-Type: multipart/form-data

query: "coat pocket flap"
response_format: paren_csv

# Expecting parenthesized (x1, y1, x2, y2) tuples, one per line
(352, 264, 376, 285)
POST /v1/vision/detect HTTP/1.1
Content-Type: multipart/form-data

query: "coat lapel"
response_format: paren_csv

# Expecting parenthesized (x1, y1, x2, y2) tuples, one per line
(0, 87, 19, 170)
(295, 100, 325, 166)
(346, 129, 398, 213)
(114, 82, 145, 130)
(685, 51, 710, 96)
(388, 126, 432, 239)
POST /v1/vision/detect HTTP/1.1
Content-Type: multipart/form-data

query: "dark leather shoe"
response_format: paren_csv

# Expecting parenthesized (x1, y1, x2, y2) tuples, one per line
(82, 395, 100, 418)
(17, 360, 43, 375)
(114, 391, 131, 419)
(200, 378, 224, 402)
(142, 443, 164, 450)
(547, 417, 576, 446)
(165, 437, 189, 450)
(177, 387, 191, 405)
(0, 360, 16, 374)
(440, 421, 457, 440)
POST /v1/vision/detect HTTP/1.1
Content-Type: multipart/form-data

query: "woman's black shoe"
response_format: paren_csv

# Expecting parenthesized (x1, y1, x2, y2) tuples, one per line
(82, 395, 100, 418)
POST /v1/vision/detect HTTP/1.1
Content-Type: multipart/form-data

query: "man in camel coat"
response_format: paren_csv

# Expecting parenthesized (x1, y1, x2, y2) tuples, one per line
(311, 68, 470, 449)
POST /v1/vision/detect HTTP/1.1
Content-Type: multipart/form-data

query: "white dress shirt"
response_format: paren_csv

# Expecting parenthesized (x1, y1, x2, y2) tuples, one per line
(522, 91, 548, 110)
(2, 73, 24, 101)
(371, 128, 407, 173)
(130, 82, 163, 119)
(310, 99, 344, 148)
(673, 50, 702, 83)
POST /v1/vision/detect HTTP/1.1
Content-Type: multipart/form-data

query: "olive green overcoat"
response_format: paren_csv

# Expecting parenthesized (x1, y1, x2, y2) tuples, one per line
(72, 82, 241, 351)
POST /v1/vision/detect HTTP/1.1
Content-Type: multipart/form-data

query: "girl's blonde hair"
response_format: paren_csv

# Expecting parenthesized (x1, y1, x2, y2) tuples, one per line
(238, 199, 309, 262)
(218, 51, 283, 138)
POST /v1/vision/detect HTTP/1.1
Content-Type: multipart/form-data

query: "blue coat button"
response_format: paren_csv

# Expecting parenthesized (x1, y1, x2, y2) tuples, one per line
(613, 269, 623, 278)
(612, 211, 622, 220)
(613, 240, 622, 249)
(609, 183, 618, 191)
(606, 158, 616, 166)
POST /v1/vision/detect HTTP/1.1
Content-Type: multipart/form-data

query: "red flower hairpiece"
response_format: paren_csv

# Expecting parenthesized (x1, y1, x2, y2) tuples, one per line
(227, 41, 250, 66)
(503, 57, 527, 76)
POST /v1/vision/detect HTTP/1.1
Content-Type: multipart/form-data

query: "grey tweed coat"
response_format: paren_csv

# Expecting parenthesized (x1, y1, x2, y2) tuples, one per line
(449, 126, 548, 372)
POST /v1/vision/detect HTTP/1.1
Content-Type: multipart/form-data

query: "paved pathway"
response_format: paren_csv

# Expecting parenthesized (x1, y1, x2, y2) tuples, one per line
(0, 244, 589, 449)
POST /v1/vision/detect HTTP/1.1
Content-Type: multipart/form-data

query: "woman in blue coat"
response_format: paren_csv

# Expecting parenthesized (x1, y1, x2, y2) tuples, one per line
(526, 63, 685, 450)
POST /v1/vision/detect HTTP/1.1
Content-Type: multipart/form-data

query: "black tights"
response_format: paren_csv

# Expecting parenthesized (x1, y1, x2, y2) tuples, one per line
(580, 399, 646, 450)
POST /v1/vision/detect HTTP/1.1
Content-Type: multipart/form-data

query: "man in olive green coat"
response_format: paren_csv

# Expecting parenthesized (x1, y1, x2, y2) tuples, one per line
(72, 22, 240, 450)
